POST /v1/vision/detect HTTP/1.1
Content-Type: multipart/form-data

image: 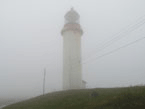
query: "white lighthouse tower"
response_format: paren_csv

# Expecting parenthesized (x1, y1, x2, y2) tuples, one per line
(61, 8, 84, 90)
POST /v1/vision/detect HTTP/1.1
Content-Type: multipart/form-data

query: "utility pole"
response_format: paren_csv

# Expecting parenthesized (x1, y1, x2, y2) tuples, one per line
(43, 68, 46, 96)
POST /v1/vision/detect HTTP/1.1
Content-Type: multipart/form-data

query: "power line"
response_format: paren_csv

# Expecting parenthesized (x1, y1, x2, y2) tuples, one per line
(82, 37, 145, 64)
(83, 15, 145, 61)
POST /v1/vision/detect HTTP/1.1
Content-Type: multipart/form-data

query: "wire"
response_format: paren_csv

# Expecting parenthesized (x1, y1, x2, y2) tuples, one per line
(82, 37, 145, 64)
(83, 15, 145, 61)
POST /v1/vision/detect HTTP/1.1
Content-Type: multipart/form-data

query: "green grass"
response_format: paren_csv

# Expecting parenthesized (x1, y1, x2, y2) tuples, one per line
(3, 86, 145, 109)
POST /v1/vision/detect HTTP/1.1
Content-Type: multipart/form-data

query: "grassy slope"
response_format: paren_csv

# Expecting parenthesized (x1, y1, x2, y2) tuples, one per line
(3, 86, 145, 109)
(0, 99, 15, 107)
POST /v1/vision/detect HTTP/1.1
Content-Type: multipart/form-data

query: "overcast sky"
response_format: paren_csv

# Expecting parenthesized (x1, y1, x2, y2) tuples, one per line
(0, 0, 145, 99)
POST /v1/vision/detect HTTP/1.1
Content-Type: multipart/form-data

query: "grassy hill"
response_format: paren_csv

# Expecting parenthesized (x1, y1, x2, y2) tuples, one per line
(0, 99, 15, 107)
(3, 86, 145, 109)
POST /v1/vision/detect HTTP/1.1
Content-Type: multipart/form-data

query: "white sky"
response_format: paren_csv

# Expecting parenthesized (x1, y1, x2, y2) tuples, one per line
(0, 0, 145, 99)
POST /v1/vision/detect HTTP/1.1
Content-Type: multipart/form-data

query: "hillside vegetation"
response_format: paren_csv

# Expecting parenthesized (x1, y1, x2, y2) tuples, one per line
(3, 86, 145, 109)
(0, 99, 15, 107)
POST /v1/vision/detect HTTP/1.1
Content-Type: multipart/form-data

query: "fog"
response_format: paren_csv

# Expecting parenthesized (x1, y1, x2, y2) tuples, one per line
(0, 0, 145, 99)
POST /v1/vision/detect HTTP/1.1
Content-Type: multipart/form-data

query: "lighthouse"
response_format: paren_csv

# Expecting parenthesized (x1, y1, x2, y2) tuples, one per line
(61, 8, 84, 90)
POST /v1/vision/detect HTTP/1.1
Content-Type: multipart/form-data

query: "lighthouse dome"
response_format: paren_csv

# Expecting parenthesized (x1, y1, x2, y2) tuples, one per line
(65, 8, 80, 24)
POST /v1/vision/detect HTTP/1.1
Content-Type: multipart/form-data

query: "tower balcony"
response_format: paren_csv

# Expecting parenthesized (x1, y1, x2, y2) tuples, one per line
(61, 23, 83, 35)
